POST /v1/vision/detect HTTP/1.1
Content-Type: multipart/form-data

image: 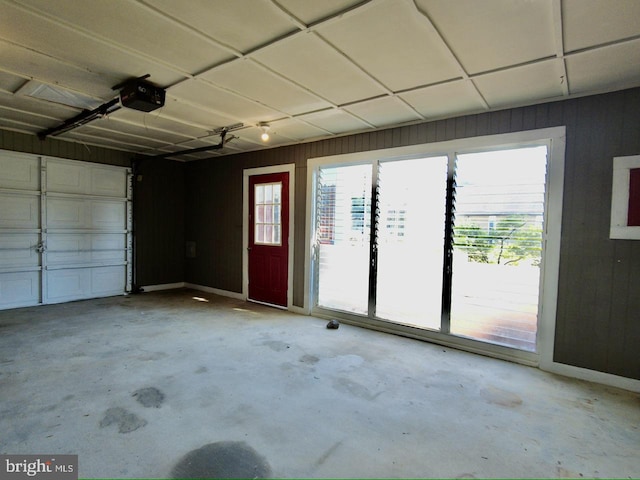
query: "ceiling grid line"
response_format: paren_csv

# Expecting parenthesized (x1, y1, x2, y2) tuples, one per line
(409, 0, 490, 110)
(551, 0, 570, 96)
(6, 0, 196, 81)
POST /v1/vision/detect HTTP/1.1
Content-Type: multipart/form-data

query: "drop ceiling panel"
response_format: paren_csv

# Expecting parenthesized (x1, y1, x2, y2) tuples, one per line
(73, 125, 170, 149)
(99, 117, 192, 145)
(298, 109, 371, 134)
(0, 93, 79, 120)
(344, 96, 422, 127)
(0, 118, 44, 134)
(200, 60, 331, 116)
(563, 0, 640, 52)
(419, 0, 556, 74)
(276, 0, 368, 25)
(270, 118, 330, 141)
(566, 40, 640, 94)
(0, 40, 114, 99)
(112, 109, 207, 139)
(0, 6, 184, 92)
(474, 60, 565, 108)
(399, 81, 486, 119)
(0, 72, 27, 94)
(145, 0, 296, 53)
(168, 80, 282, 123)
(15, 0, 233, 74)
(252, 34, 386, 105)
(0, 106, 56, 129)
(158, 100, 238, 132)
(318, 0, 461, 91)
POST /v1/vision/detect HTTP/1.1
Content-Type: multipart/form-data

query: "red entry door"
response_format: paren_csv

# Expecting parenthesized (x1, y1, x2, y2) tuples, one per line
(248, 172, 289, 307)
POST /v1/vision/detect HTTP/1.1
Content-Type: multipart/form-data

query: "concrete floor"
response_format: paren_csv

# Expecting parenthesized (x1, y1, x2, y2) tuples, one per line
(0, 289, 638, 479)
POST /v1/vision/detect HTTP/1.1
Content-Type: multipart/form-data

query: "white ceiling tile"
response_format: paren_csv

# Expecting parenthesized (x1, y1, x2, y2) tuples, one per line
(252, 34, 387, 105)
(111, 108, 203, 139)
(100, 118, 192, 145)
(0, 93, 79, 120)
(269, 118, 331, 141)
(156, 98, 238, 131)
(418, 0, 556, 74)
(145, 0, 296, 53)
(566, 40, 640, 94)
(399, 81, 486, 119)
(0, 6, 185, 93)
(344, 96, 423, 127)
(168, 80, 282, 124)
(15, 0, 233, 74)
(275, 0, 369, 25)
(75, 125, 170, 149)
(297, 108, 371, 134)
(318, 0, 461, 91)
(0, 71, 27, 93)
(563, 0, 640, 52)
(200, 60, 331, 115)
(0, 105, 55, 129)
(474, 60, 565, 108)
(0, 118, 41, 134)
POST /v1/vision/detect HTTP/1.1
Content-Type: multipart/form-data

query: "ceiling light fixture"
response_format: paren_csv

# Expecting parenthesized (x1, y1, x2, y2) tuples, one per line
(259, 122, 270, 142)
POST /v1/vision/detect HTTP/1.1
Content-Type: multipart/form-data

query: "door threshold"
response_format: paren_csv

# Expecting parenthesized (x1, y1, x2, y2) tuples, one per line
(247, 298, 288, 310)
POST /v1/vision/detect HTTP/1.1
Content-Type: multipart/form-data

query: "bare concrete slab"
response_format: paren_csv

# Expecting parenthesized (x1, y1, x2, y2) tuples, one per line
(0, 289, 638, 478)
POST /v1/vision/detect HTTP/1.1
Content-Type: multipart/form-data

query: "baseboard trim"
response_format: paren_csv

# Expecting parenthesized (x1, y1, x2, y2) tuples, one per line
(184, 283, 245, 300)
(541, 360, 640, 392)
(140, 282, 185, 292)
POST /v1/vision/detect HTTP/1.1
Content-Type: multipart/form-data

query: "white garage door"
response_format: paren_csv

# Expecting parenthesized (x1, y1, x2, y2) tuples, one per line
(0, 150, 131, 310)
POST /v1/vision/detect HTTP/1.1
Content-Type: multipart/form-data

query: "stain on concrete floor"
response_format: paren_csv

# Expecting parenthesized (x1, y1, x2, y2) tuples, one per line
(480, 386, 523, 407)
(99, 407, 147, 433)
(171, 441, 271, 479)
(133, 387, 165, 408)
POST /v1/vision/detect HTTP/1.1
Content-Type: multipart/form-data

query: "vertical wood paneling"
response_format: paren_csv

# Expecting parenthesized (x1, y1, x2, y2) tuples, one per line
(178, 87, 640, 380)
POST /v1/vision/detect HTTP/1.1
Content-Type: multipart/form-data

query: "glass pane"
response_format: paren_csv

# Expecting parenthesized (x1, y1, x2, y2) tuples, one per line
(273, 183, 281, 203)
(274, 205, 281, 225)
(265, 184, 273, 202)
(375, 157, 448, 330)
(256, 185, 264, 204)
(274, 225, 281, 244)
(266, 205, 273, 223)
(265, 225, 273, 243)
(317, 164, 372, 314)
(256, 205, 264, 223)
(450, 146, 547, 352)
(256, 224, 265, 243)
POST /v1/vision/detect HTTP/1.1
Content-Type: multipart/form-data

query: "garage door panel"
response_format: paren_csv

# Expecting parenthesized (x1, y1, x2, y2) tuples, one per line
(91, 167, 127, 197)
(91, 200, 126, 230)
(92, 265, 126, 294)
(47, 197, 87, 229)
(0, 153, 39, 191)
(47, 233, 126, 265)
(0, 193, 40, 228)
(46, 268, 89, 302)
(0, 271, 40, 308)
(46, 159, 89, 194)
(0, 233, 39, 268)
(46, 266, 125, 303)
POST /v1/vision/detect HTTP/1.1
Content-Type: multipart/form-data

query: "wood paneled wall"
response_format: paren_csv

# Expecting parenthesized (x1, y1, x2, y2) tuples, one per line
(0, 130, 131, 167)
(133, 157, 185, 288)
(184, 88, 640, 380)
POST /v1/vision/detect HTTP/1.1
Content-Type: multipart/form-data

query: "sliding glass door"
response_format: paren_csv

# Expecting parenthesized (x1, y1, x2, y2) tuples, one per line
(311, 141, 552, 355)
(375, 157, 448, 329)
(450, 147, 548, 351)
